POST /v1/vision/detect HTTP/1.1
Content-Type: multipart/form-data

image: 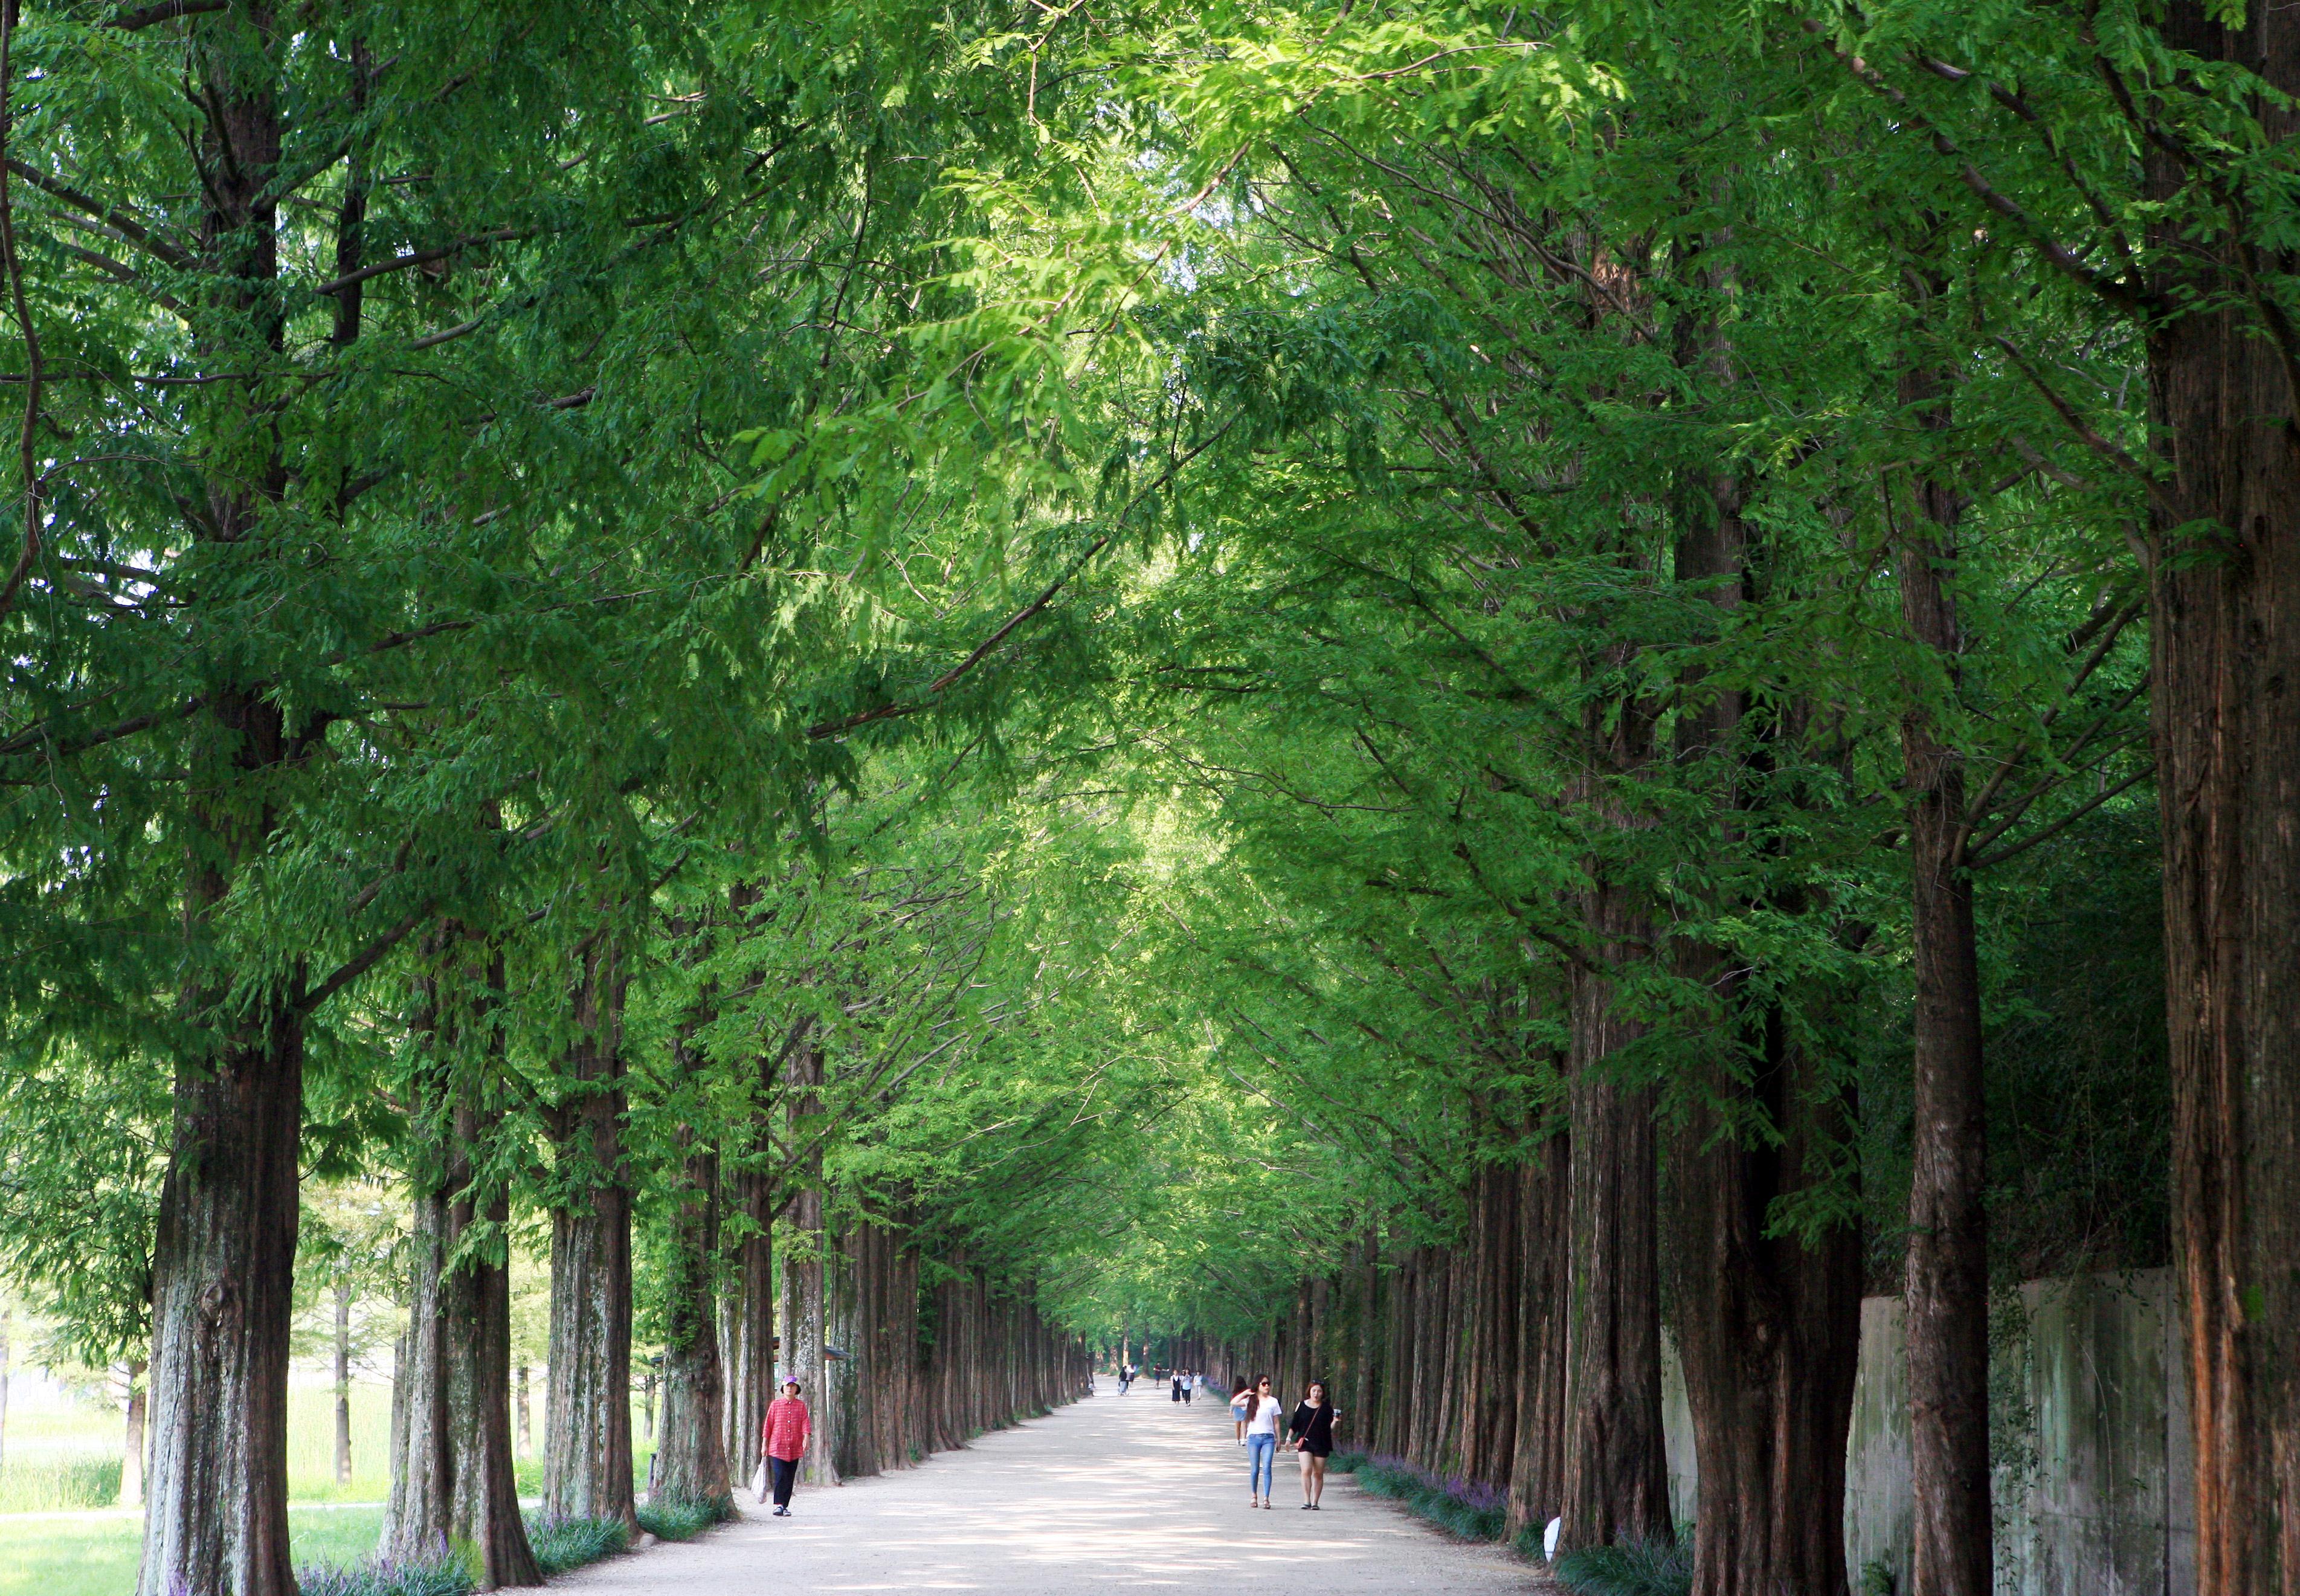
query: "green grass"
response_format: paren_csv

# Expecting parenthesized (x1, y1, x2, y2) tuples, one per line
(0, 1458, 122, 1513)
(526, 1513, 629, 1574)
(636, 1493, 733, 1541)
(1551, 1537, 1695, 1596)
(0, 1506, 387, 1596)
(0, 1383, 678, 1594)
(297, 1554, 475, 1596)
(1347, 1454, 1509, 1542)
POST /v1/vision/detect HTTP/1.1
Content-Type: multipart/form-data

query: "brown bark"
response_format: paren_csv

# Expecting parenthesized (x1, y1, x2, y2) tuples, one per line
(781, 1039, 836, 1485)
(1893, 362, 1992, 1596)
(1461, 1164, 1521, 1487)
(386, 944, 541, 1586)
(1561, 915, 1672, 1549)
(543, 939, 639, 1534)
(1353, 1220, 1381, 1448)
(1507, 1126, 1571, 1537)
(137, 12, 307, 1592)
(442, 1131, 541, 1588)
(652, 1130, 732, 1508)
(138, 988, 302, 1596)
(1667, 1005, 1863, 1596)
(1661, 390, 1866, 1593)
(2135, 11, 2300, 1592)
(723, 1012, 784, 1483)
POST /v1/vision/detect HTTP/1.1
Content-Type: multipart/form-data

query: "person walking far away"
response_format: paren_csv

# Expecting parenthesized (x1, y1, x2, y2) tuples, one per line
(1287, 1379, 1340, 1509)
(1229, 1377, 1251, 1445)
(1171, 1369, 1184, 1403)
(762, 1376, 812, 1517)
(1182, 1368, 1194, 1405)
(1242, 1374, 1281, 1508)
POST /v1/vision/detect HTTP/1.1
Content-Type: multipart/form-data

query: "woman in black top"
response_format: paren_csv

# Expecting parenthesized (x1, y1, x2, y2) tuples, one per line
(1286, 1380, 1341, 1509)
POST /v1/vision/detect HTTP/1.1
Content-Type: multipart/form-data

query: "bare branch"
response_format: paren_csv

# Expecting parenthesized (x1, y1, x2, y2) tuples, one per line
(108, 0, 228, 30)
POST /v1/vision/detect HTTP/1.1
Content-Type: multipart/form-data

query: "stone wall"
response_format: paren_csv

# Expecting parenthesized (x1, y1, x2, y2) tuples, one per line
(1661, 1269, 2192, 1596)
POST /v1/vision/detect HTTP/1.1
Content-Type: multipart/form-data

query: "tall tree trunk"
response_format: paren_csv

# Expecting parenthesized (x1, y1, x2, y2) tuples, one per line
(1664, 397, 1867, 1594)
(386, 942, 541, 1586)
(2142, 10, 2300, 1591)
(120, 1360, 147, 1510)
(138, 12, 304, 1591)
(1352, 1219, 1380, 1451)
(1507, 1123, 1571, 1539)
(543, 939, 639, 1534)
(1464, 1163, 1519, 1487)
(725, 1006, 795, 1489)
(782, 1040, 837, 1485)
(335, 1277, 354, 1486)
(442, 1109, 542, 1588)
(724, 1168, 773, 1488)
(652, 1129, 732, 1509)
(1561, 883, 1672, 1550)
(1667, 1005, 1863, 1596)
(140, 993, 303, 1596)
(1893, 362, 1991, 1596)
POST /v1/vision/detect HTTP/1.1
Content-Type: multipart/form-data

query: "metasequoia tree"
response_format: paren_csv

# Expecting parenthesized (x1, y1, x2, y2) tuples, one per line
(385, 933, 539, 1585)
(2, 1, 2293, 1592)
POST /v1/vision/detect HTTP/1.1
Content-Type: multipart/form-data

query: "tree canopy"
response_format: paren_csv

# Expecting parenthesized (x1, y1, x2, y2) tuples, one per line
(0, 1, 2293, 1594)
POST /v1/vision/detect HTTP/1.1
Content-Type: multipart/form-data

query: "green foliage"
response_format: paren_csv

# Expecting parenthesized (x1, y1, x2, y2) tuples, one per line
(1349, 1456, 1508, 1542)
(295, 1556, 477, 1596)
(637, 1494, 736, 1540)
(1553, 1537, 1696, 1596)
(523, 1515, 631, 1575)
(0, 1457, 121, 1513)
(0, 0, 2229, 1580)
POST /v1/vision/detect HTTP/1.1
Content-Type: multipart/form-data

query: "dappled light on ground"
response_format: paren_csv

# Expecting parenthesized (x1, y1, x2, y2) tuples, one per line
(555, 1390, 1542, 1594)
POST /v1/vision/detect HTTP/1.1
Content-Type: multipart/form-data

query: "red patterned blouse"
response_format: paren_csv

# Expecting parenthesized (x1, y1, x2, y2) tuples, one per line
(762, 1394, 813, 1462)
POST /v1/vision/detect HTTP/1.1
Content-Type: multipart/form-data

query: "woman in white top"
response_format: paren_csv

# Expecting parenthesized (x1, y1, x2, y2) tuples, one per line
(1242, 1375, 1282, 1508)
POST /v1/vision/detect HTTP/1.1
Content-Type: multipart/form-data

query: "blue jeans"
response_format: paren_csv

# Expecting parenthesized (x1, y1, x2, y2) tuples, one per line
(1247, 1432, 1276, 1496)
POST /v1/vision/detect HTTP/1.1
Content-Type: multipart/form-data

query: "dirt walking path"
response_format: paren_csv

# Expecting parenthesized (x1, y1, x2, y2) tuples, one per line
(555, 1383, 1548, 1594)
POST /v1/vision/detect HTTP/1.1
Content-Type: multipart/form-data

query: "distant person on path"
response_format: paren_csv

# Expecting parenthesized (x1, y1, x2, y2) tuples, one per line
(1242, 1374, 1281, 1508)
(762, 1376, 813, 1517)
(1182, 1369, 1194, 1405)
(1171, 1369, 1185, 1402)
(1229, 1377, 1251, 1445)
(1287, 1380, 1340, 1510)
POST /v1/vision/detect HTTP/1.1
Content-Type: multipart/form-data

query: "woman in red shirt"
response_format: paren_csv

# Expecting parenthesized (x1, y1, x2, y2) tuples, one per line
(761, 1377, 813, 1517)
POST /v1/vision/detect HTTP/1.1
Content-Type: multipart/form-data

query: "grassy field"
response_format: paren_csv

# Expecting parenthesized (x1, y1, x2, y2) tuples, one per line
(0, 1506, 387, 1596)
(0, 1372, 665, 1593)
(1, 1377, 401, 1510)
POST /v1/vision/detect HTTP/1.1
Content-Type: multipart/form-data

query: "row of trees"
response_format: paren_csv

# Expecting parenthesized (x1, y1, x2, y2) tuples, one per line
(997, 4, 2293, 1596)
(0, 1, 1125, 1591)
(1, 1, 2296, 1595)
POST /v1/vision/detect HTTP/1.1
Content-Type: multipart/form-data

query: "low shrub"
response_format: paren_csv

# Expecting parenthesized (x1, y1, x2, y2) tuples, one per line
(1553, 1536, 1695, 1596)
(524, 1513, 630, 1575)
(1327, 1450, 1368, 1474)
(637, 1493, 734, 1541)
(1348, 1454, 1507, 1542)
(295, 1553, 476, 1596)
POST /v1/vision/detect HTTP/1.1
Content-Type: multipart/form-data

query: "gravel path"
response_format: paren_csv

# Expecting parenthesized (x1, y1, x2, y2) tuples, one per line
(555, 1385, 1550, 1594)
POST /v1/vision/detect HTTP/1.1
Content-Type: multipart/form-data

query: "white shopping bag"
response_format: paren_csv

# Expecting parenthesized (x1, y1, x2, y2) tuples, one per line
(751, 1458, 770, 1502)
